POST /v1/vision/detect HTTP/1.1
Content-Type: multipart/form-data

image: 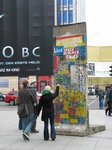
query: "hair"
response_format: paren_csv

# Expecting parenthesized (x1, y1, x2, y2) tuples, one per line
(30, 80, 36, 85)
(22, 79, 29, 87)
(44, 86, 51, 91)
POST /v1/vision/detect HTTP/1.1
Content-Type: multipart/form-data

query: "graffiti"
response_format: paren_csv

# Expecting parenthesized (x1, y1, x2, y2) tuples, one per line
(55, 70, 70, 85)
(54, 88, 86, 124)
(56, 34, 85, 61)
(54, 33, 86, 125)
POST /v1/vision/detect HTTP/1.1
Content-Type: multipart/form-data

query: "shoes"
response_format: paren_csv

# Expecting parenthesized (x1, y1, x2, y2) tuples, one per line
(52, 138, 55, 141)
(23, 132, 29, 140)
(31, 130, 39, 133)
(44, 139, 49, 141)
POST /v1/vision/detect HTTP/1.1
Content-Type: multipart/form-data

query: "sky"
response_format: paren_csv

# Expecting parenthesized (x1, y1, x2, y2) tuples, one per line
(86, 0, 112, 46)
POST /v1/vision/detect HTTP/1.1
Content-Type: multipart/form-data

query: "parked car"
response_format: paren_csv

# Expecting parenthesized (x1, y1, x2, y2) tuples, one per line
(5, 90, 42, 106)
(0, 92, 5, 101)
(88, 86, 95, 95)
(4, 91, 18, 106)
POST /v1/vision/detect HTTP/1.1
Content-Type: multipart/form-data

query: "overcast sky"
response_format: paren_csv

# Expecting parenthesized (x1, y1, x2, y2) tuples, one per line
(86, 0, 112, 46)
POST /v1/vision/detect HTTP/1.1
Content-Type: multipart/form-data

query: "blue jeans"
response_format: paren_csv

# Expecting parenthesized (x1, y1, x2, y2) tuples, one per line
(99, 98, 103, 109)
(44, 114, 56, 140)
(22, 112, 34, 139)
(19, 118, 22, 130)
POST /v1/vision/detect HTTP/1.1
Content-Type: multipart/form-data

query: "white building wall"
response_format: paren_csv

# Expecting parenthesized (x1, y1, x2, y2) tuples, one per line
(77, 0, 86, 22)
(88, 62, 112, 77)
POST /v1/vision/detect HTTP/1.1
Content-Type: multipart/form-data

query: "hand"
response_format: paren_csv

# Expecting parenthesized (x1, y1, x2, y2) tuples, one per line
(34, 102, 37, 106)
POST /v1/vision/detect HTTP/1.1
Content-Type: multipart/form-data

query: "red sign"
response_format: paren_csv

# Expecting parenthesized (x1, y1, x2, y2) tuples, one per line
(63, 48, 77, 56)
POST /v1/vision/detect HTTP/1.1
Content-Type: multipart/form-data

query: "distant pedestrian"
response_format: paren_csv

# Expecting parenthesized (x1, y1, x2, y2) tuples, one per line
(95, 86, 99, 96)
(105, 84, 112, 116)
(37, 84, 60, 141)
(29, 80, 39, 133)
(97, 87, 105, 109)
(18, 79, 35, 140)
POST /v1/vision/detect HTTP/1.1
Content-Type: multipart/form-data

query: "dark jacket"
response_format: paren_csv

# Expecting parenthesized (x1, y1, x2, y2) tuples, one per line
(97, 90, 105, 100)
(18, 86, 35, 114)
(104, 87, 110, 106)
(109, 89, 112, 102)
(37, 86, 59, 117)
(29, 85, 37, 103)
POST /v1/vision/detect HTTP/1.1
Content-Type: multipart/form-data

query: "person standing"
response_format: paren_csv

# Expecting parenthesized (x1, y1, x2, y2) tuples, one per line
(29, 80, 39, 133)
(105, 85, 112, 116)
(18, 79, 35, 140)
(97, 87, 105, 109)
(37, 84, 60, 141)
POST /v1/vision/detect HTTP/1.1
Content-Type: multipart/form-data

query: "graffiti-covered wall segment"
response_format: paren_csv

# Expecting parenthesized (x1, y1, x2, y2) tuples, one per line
(54, 33, 86, 125)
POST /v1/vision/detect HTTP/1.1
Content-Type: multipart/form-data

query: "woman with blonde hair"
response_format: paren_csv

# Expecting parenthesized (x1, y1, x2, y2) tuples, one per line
(37, 84, 60, 141)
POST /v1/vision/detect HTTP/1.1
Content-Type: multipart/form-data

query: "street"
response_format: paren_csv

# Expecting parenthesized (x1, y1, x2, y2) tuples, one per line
(88, 95, 99, 110)
(0, 101, 17, 111)
(0, 95, 100, 111)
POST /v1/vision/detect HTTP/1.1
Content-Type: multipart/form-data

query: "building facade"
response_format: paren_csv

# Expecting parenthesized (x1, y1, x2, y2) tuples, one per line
(54, 0, 85, 25)
(0, 0, 86, 94)
(87, 46, 112, 88)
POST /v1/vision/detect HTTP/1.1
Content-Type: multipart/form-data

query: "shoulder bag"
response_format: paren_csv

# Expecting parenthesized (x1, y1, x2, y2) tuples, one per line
(17, 99, 30, 118)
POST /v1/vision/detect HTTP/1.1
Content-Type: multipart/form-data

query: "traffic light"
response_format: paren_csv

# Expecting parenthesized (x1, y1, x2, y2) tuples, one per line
(109, 65, 112, 76)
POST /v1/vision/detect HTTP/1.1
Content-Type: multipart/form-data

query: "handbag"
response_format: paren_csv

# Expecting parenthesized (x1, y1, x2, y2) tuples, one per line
(17, 102, 29, 118)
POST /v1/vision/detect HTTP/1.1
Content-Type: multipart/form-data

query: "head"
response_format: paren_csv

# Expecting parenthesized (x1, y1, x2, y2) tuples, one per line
(30, 80, 37, 87)
(44, 86, 51, 92)
(99, 87, 102, 90)
(22, 79, 29, 87)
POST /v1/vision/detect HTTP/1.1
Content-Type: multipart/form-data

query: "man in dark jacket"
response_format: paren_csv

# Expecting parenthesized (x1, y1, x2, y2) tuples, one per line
(37, 84, 60, 141)
(18, 79, 35, 140)
(29, 80, 39, 133)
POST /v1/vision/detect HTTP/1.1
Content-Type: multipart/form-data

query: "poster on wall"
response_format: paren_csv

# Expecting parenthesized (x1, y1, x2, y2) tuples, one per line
(0, 0, 54, 76)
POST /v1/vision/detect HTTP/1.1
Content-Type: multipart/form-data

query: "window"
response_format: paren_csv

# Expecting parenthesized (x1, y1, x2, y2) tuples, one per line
(57, 11, 61, 24)
(88, 63, 95, 76)
(63, 0, 67, 6)
(68, 0, 73, 5)
(57, 0, 61, 6)
(63, 11, 67, 23)
(69, 10, 73, 23)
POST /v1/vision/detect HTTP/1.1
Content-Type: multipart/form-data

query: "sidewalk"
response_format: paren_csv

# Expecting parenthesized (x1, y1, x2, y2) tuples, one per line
(0, 108, 112, 150)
